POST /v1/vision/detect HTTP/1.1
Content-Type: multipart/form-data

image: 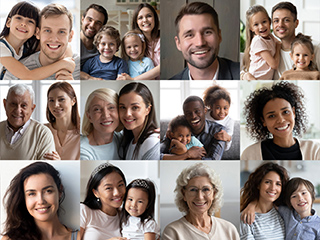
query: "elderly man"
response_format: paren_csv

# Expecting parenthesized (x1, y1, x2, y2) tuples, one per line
(161, 96, 226, 160)
(80, 4, 108, 80)
(0, 84, 55, 160)
(4, 4, 80, 80)
(170, 2, 239, 80)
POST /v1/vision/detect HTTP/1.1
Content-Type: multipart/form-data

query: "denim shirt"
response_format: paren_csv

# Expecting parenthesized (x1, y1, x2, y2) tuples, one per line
(278, 205, 320, 240)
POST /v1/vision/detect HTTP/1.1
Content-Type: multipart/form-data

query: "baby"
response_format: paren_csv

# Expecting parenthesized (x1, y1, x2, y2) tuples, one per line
(167, 115, 204, 156)
(82, 26, 128, 80)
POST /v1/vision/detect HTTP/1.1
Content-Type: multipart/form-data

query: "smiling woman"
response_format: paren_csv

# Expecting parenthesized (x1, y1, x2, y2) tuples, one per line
(241, 81, 320, 160)
(1, 162, 78, 240)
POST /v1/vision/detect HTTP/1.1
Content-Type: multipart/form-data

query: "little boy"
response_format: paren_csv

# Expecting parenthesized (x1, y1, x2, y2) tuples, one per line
(166, 115, 204, 156)
(82, 26, 128, 80)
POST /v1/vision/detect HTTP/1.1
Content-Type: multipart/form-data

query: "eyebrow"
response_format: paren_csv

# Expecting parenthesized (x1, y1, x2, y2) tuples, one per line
(25, 185, 54, 192)
(103, 180, 124, 187)
(265, 106, 290, 115)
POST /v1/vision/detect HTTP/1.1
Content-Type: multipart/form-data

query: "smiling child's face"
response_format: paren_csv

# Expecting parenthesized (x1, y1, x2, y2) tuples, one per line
(290, 184, 312, 219)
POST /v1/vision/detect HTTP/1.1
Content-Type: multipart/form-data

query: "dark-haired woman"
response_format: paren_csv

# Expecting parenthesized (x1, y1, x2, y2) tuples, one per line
(241, 81, 320, 160)
(80, 163, 127, 240)
(44, 82, 80, 160)
(118, 82, 159, 160)
(240, 162, 289, 239)
(1, 162, 77, 240)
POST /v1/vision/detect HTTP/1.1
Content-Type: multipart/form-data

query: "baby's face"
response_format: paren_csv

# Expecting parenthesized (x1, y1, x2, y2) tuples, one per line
(171, 126, 191, 145)
(290, 184, 312, 219)
(211, 99, 230, 120)
(97, 34, 118, 61)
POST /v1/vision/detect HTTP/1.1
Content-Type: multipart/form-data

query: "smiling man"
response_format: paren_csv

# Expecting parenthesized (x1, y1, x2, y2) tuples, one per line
(170, 2, 239, 80)
(0, 84, 55, 160)
(4, 4, 80, 80)
(161, 96, 226, 160)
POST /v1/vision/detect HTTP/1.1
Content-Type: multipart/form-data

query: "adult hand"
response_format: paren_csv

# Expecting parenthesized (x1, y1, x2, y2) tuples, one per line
(241, 201, 257, 225)
(116, 73, 133, 80)
(214, 130, 231, 142)
(55, 69, 74, 80)
(62, 57, 76, 73)
(242, 72, 257, 80)
(43, 151, 61, 160)
(186, 146, 206, 159)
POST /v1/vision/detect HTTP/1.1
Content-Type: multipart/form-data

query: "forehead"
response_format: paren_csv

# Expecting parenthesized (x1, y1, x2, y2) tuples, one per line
(138, 7, 154, 17)
(100, 34, 117, 42)
(251, 11, 269, 22)
(187, 176, 211, 186)
(24, 173, 56, 189)
(174, 125, 191, 133)
(263, 98, 291, 112)
(7, 91, 31, 102)
(40, 14, 70, 30)
(262, 171, 281, 180)
(272, 8, 295, 20)
(183, 100, 204, 112)
(119, 92, 143, 103)
(99, 171, 123, 186)
(178, 14, 217, 34)
(85, 8, 105, 22)
(128, 187, 148, 198)
(125, 35, 141, 43)
(293, 43, 312, 53)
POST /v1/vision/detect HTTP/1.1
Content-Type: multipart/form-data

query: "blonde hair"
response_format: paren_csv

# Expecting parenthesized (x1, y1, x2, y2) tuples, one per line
(242, 5, 271, 71)
(291, 33, 316, 70)
(82, 88, 118, 136)
(121, 29, 146, 62)
(93, 26, 121, 51)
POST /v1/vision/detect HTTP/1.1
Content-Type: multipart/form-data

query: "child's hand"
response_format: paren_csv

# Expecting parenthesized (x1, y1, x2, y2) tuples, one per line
(214, 130, 231, 142)
(170, 139, 187, 155)
(116, 73, 133, 80)
(43, 151, 61, 160)
(62, 57, 76, 73)
(55, 69, 74, 80)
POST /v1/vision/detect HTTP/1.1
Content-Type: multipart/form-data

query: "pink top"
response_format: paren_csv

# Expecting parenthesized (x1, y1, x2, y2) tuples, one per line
(249, 35, 276, 80)
(45, 123, 80, 160)
(148, 38, 160, 67)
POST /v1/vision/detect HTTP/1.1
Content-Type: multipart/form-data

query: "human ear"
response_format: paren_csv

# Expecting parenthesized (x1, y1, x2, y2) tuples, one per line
(68, 30, 74, 42)
(175, 36, 182, 52)
(292, 106, 296, 118)
(290, 52, 293, 61)
(261, 117, 266, 127)
(311, 54, 315, 61)
(92, 189, 99, 198)
(145, 104, 152, 116)
(3, 98, 7, 109)
(31, 104, 36, 113)
(36, 27, 40, 40)
(6, 18, 11, 28)
(71, 97, 76, 106)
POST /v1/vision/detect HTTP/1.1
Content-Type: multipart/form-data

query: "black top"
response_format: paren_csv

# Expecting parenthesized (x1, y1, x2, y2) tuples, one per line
(261, 139, 302, 160)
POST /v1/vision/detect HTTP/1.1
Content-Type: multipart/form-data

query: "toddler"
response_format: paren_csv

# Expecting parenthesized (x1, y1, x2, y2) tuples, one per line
(119, 29, 154, 79)
(82, 26, 128, 80)
(120, 179, 160, 240)
(242, 5, 281, 80)
(203, 85, 234, 151)
(280, 33, 320, 80)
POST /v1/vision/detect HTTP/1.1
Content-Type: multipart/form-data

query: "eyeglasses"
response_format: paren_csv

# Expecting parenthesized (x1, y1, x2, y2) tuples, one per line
(185, 186, 214, 197)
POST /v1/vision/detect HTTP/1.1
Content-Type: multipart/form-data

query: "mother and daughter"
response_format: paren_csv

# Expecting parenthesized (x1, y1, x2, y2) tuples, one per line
(80, 162, 160, 240)
(80, 82, 160, 160)
(82, 3, 160, 80)
(242, 5, 319, 80)
(0, 1, 75, 80)
(240, 162, 320, 239)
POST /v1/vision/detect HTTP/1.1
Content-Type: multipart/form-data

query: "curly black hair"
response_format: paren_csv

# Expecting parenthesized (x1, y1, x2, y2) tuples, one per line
(244, 81, 307, 141)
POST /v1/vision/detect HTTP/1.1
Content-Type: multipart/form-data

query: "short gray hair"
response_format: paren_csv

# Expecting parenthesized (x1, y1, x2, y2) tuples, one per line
(7, 84, 35, 104)
(174, 162, 223, 216)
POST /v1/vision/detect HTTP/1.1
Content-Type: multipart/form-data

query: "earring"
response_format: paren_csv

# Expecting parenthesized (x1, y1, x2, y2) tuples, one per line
(97, 198, 100, 202)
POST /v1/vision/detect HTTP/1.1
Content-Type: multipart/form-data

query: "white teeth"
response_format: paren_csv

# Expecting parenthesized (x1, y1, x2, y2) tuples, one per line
(194, 202, 206, 206)
(194, 50, 207, 55)
(101, 122, 112, 126)
(276, 125, 288, 131)
(191, 119, 200, 124)
(48, 44, 59, 49)
(126, 119, 134, 123)
(267, 192, 276, 196)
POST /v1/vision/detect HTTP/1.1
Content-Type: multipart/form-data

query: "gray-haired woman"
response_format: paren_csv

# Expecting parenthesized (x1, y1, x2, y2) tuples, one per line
(162, 163, 239, 240)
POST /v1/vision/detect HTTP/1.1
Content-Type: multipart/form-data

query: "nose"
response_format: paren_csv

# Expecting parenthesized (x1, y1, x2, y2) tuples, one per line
(113, 187, 120, 196)
(276, 114, 285, 123)
(37, 193, 46, 204)
(101, 108, 110, 118)
(89, 21, 95, 28)
(194, 33, 206, 47)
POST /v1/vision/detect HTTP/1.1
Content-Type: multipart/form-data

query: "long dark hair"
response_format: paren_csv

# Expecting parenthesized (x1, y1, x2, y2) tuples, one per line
(120, 179, 156, 230)
(240, 162, 289, 212)
(2, 162, 65, 240)
(46, 82, 80, 132)
(82, 163, 126, 210)
(132, 3, 160, 58)
(0, 1, 40, 57)
(118, 82, 158, 160)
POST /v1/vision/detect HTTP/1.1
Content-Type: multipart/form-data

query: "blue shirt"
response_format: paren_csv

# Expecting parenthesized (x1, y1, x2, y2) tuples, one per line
(278, 205, 320, 240)
(82, 55, 128, 80)
(128, 57, 154, 78)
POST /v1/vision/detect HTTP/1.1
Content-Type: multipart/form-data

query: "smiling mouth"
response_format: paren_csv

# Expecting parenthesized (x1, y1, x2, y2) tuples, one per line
(298, 202, 307, 207)
(124, 119, 135, 123)
(17, 28, 27, 33)
(36, 206, 50, 213)
(191, 119, 200, 125)
(267, 191, 276, 196)
(193, 50, 209, 55)
(276, 28, 287, 34)
(193, 202, 206, 207)
(101, 121, 113, 126)
(112, 197, 122, 202)
(47, 44, 61, 50)
(276, 124, 289, 131)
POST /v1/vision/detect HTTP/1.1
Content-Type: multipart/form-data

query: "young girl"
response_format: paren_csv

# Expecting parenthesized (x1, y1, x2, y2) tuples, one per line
(280, 33, 320, 80)
(121, 29, 154, 78)
(120, 179, 160, 240)
(242, 5, 281, 80)
(203, 85, 234, 151)
(82, 26, 129, 80)
(241, 81, 320, 160)
(242, 177, 320, 239)
(0, 1, 75, 80)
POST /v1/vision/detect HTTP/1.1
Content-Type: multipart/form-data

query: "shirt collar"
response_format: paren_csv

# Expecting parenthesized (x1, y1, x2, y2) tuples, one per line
(293, 208, 317, 222)
(6, 119, 31, 135)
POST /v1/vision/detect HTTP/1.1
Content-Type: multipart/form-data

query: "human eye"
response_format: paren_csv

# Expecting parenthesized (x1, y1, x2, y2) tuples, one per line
(105, 187, 112, 191)
(44, 29, 51, 33)
(204, 30, 213, 35)
(189, 187, 198, 192)
(132, 106, 139, 110)
(118, 183, 125, 188)
(127, 197, 133, 201)
(27, 192, 35, 197)
(202, 187, 211, 193)
(59, 98, 65, 102)
(273, 19, 279, 24)
(277, 182, 282, 186)
(138, 200, 144, 203)
(283, 110, 290, 114)
(138, 15, 143, 20)
(291, 194, 296, 198)
(267, 114, 275, 118)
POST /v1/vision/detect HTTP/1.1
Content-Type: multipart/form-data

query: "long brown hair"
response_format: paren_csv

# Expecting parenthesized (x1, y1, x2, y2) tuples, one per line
(240, 162, 289, 212)
(46, 82, 80, 132)
(242, 5, 271, 71)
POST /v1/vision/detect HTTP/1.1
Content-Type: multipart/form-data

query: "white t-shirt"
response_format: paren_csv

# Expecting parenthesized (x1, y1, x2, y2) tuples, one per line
(0, 37, 23, 74)
(125, 133, 160, 160)
(122, 216, 160, 240)
(80, 203, 121, 240)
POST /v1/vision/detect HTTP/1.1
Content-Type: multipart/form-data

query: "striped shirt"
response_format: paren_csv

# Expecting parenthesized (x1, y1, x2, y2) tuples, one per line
(240, 207, 285, 240)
